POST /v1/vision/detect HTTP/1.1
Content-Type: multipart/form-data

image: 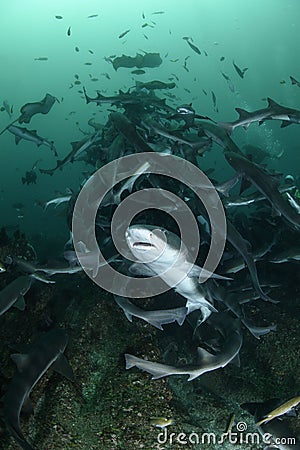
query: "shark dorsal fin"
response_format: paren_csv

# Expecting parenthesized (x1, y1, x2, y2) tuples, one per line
(239, 177, 252, 195)
(235, 108, 251, 120)
(281, 121, 293, 128)
(52, 353, 74, 381)
(267, 97, 280, 108)
(11, 353, 30, 372)
(14, 295, 26, 311)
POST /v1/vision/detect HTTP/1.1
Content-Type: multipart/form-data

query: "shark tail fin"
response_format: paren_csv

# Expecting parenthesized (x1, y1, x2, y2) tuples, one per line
(125, 354, 173, 380)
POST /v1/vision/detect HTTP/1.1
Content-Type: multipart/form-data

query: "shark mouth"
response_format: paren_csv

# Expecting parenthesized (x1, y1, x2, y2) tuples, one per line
(132, 242, 155, 248)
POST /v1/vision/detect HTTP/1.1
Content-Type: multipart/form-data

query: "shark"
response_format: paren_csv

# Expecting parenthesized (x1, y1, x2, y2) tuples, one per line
(125, 225, 230, 321)
(226, 219, 277, 303)
(125, 312, 242, 381)
(141, 118, 212, 154)
(40, 131, 101, 175)
(4, 124, 57, 156)
(2, 329, 74, 450)
(43, 194, 72, 210)
(206, 282, 276, 339)
(110, 112, 155, 153)
(0, 276, 32, 316)
(7, 256, 83, 277)
(224, 185, 296, 208)
(82, 86, 169, 111)
(225, 151, 300, 229)
(114, 295, 188, 330)
(219, 97, 300, 134)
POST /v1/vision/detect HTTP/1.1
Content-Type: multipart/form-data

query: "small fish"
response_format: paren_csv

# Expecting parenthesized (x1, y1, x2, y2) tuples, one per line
(232, 60, 248, 78)
(87, 14, 98, 18)
(150, 417, 173, 428)
(143, 34, 148, 40)
(88, 49, 94, 54)
(118, 29, 131, 39)
(101, 72, 111, 79)
(142, 23, 154, 28)
(170, 58, 179, 62)
(211, 90, 218, 112)
(55, 15, 63, 19)
(84, 62, 92, 65)
(67, 26, 71, 36)
(142, 12, 145, 19)
(74, 74, 79, 79)
(75, 46, 80, 52)
(151, 11, 165, 15)
(184, 38, 201, 55)
(74, 80, 81, 85)
(131, 69, 146, 75)
(220, 56, 225, 61)
(290, 75, 300, 87)
(91, 78, 98, 82)
(279, 80, 286, 84)
(225, 414, 236, 434)
(202, 89, 207, 95)
(34, 57, 48, 61)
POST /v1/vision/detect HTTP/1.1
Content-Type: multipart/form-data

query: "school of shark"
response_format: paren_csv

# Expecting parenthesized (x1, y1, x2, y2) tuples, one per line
(0, 12, 300, 450)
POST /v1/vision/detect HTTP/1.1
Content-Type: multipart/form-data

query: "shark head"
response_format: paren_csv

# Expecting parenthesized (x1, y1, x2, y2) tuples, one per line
(125, 225, 169, 265)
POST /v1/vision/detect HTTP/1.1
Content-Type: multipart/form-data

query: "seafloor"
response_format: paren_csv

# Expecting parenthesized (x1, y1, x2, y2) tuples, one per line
(0, 231, 299, 450)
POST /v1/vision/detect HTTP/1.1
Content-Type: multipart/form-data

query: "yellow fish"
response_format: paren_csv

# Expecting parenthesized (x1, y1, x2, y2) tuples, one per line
(150, 417, 174, 428)
(256, 396, 300, 426)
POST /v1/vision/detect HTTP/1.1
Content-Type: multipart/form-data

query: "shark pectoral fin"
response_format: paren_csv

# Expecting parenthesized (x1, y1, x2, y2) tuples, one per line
(280, 121, 293, 128)
(239, 177, 252, 195)
(285, 409, 298, 418)
(196, 347, 215, 364)
(14, 295, 26, 311)
(15, 135, 22, 145)
(11, 353, 30, 372)
(175, 307, 188, 326)
(52, 353, 74, 381)
(188, 265, 232, 282)
(22, 393, 34, 415)
(147, 320, 164, 330)
(229, 353, 240, 367)
(123, 310, 133, 322)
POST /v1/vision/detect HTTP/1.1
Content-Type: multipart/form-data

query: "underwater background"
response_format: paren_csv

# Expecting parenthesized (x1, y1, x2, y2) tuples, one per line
(0, 0, 299, 449)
